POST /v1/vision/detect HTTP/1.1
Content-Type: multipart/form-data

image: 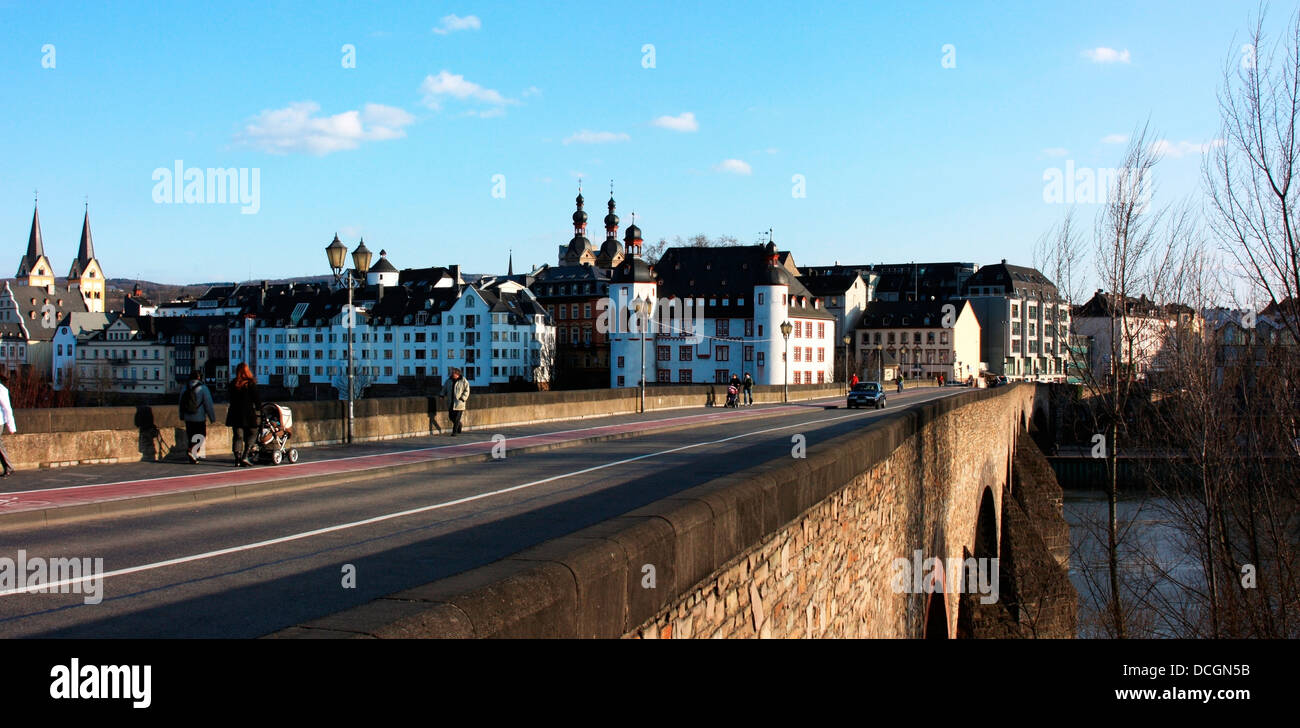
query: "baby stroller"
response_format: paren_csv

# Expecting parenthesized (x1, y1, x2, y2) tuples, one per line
(725, 384, 739, 408)
(254, 403, 299, 465)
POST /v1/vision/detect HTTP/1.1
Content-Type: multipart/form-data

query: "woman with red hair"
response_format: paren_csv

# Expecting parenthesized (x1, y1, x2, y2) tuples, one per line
(226, 362, 262, 467)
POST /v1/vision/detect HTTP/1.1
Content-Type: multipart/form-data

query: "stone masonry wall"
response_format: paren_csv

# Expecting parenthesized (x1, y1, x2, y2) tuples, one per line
(271, 383, 1074, 639)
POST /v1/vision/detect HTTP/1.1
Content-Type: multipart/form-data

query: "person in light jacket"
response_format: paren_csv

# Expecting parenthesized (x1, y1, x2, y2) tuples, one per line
(0, 373, 15, 477)
(178, 370, 217, 464)
(439, 368, 470, 436)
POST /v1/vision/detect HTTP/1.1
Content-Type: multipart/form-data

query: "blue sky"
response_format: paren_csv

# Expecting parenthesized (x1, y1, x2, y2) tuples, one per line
(0, 0, 1290, 286)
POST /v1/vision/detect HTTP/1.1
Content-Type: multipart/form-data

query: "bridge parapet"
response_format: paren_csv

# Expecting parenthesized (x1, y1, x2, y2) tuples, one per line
(271, 383, 1077, 639)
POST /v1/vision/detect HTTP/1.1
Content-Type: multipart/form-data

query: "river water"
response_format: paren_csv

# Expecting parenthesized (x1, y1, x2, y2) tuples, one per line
(1062, 489, 1206, 638)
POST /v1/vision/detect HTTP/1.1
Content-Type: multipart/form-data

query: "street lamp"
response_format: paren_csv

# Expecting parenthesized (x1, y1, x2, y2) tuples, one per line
(842, 334, 851, 393)
(631, 296, 648, 413)
(326, 234, 373, 444)
(780, 320, 793, 402)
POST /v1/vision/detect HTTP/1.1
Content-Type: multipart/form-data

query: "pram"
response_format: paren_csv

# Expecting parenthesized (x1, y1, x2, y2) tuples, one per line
(725, 384, 739, 408)
(254, 403, 299, 465)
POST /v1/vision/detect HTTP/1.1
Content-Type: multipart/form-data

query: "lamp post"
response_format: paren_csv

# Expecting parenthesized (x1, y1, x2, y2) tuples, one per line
(326, 234, 372, 444)
(842, 334, 851, 393)
(780, 320, 792, 402)
(632, 296, 647, 413)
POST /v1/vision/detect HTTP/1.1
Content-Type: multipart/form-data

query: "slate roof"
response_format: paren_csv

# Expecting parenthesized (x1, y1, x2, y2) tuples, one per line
(856, 300, 969, 330)
(2, 281, 89, 341)
(963, 261, 1061, 302)
(654, 244, 834, 319)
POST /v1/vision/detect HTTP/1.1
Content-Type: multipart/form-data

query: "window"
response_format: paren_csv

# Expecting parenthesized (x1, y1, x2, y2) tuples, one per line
(679, 346, 693, 361)
(793, 321, 802, 338)
(793, 371, 801, 384)
(927, 332, 936, 345)
(716, 370, 730, 383)
(716, 345, 729, 361)
(679, 369, 692, 383)
(744, 319, 754, 337)
(794, 348, 801, 362)
(657, 345, 670, 361)
(716, 319, 730, 337)
(617, 356, 625, 368)
(757, 293, 764, 305)
(657, 369, 671, 383)
(818, 323, 825, 338)
(744, 345, 753, 361)
(757, 351, 765, 367)
(817, 348, 824, 362)
(617, 375, 625, 386)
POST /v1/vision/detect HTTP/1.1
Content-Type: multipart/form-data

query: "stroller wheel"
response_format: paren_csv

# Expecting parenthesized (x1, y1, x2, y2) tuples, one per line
(271, 450, 283, 465)
(287, 448, 299, 464)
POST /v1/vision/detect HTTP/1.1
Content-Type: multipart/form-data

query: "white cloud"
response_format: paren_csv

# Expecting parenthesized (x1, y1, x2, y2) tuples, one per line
(420, 70, 516, 113)
(650, 112, 699, 132)
(237, 101, 415, 155)
(522, 86, 541, 98)
(1082, 47, 1131, 64)
(714, 158, 752, 175)
(433, 14, 481, 35)
(1101, 133, 1129, 144)
(1150, 138, 1226, 158)
(1042, 147, 1069, 157)
(563, 130, 630, 145)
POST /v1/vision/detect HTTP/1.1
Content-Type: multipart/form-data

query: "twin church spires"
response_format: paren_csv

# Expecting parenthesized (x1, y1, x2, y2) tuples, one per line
(15, 201, 107, 312)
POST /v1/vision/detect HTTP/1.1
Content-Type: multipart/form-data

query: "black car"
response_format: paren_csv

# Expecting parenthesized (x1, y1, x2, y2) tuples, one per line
(847, 381, 887, 409)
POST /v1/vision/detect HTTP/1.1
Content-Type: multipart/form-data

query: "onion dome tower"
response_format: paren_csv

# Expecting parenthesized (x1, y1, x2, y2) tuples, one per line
(596, 183, 625, 269)
(563, 182, 595, 265)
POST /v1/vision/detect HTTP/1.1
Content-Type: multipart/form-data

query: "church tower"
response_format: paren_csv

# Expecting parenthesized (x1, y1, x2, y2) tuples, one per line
(67, 206, 106, 312)
(16, 201, 55, 287)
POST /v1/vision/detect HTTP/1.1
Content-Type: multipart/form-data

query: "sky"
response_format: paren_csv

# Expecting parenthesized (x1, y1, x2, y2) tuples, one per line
(0, 0, 1293, 287)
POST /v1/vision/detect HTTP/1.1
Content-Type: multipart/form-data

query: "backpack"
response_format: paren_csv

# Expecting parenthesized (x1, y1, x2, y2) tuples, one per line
(182, 382, 201, 415)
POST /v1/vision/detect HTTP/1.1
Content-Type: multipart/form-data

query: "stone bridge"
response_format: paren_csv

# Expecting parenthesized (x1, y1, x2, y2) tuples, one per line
(274, 383, 1076, 639)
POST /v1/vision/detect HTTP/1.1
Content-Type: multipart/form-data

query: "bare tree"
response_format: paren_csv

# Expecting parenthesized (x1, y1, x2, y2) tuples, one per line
(1206, 6, 1300, 342)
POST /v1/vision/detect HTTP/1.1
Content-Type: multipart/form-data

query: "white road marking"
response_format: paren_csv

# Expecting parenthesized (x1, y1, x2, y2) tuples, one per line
(0, 390, 952, 595)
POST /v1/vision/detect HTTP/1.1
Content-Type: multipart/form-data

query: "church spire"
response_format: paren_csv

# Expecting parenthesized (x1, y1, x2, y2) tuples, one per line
(507, 249, 513, 276)
(27, 201, 44, 259)
(17, 200, 53, 284)
(77, 206, 95, 263)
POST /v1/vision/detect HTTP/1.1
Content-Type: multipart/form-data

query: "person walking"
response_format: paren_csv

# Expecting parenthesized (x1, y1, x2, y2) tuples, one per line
(226, 362, 262, 467)
(439, 368, 470, 435)
(896, 376, 904, 394)
(742, 372, 754, 406)
(0, 373, 16, 477)
(178, 370, 216, 464)
(849, 373, 859, 388)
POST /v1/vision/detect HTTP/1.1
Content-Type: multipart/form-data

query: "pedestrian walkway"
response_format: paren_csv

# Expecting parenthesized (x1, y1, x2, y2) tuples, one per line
(0, 396, 847, 522)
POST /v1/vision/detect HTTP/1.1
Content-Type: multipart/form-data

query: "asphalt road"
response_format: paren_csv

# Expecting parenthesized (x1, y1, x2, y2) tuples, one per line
(0, 387, 963, 638)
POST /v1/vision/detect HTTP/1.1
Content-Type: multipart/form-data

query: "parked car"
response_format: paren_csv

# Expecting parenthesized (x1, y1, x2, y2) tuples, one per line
(847, 381, 887, 409)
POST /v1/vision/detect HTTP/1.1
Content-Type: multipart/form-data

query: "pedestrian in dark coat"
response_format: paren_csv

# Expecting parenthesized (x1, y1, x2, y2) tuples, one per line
(179, 370, 216, 464)
(226, 362, 262, 466)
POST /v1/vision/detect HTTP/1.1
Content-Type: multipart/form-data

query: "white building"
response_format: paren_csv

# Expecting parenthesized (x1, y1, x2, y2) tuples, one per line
(961, 261, 1070, 382)
(608, 240, 836, 387)
(228, 261, 553, 391)
(854, 299, 982, 382)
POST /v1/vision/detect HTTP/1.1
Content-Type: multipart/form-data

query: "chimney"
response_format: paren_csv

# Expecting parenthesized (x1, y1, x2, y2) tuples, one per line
(450, 265, 462, 285)
(1001, 259, 1007, 265)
